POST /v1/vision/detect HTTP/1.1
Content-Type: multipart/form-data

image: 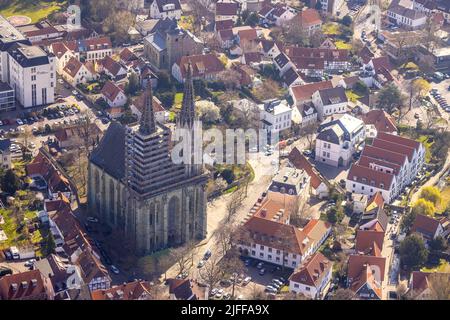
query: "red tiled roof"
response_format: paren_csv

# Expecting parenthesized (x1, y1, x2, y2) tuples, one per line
(91, 281, 152, 300)
(372, 138, 416, 162)
(288, 147, 323, 189)
(290, 81, 333, 103)
(348, 163, 395, 191)
(347, 254, 386, 283)
(243, 52, 261, 64)
(289, 252, 332, 287)
(63, 57, 83, 78)
(215, 19, 234, 31)
(0, 270, 52, 300)
(411, 214, 441, 239)
(294, 8, 322, 26)
(50, 42, 71, 59)
(219, 28, 234, 40)
(355, 230, 385, 255)
(216, 1, 238, 16)
(238, 28, 258, 42)
(101, 81, 124, 102)
(362, 110, 397, 134)
(376, 132, 421, 150)
(361, 144, 407, 167)
(119, 48, 138, 63)
(240, 216, 312, 255)
(285, 46, 349, 62)
(101, 56, 124, 77)
(133, 94, 166, 114)
(370, 56, 393, 72)
(177, 54, 225, 79)
(292, 56, 325, 70)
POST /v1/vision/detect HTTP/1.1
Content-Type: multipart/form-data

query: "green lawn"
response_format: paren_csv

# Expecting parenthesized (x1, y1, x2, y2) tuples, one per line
(179, 15, 194, 32)
(345, 90, 363, 103)
(334, 40, 352, 50)
(0, 1, 66, 23)
(174, 92, 184, 106)
(322, 23, 342, 36)
(421, 259, 450, 273)
(417, 135, 433, 163)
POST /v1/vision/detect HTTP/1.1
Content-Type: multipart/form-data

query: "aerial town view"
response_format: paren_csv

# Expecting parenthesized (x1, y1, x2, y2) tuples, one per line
(0, 0, 449, 306)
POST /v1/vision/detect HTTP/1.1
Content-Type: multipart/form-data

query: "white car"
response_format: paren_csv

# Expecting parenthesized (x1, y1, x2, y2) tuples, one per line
(210, 288, 219, 295)
(243, 276, 252, 285)
(72, 90, 78, 95)
(110, 265, 120, 274)
(197, 260, 205, 268)
(58, 79, 64, 84)
(86, 217, 99, 223)
(16, 119, 23, 125)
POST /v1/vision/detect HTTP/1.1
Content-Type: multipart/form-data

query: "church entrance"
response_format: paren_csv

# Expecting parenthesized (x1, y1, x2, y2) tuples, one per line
(168, 196, 180, 246)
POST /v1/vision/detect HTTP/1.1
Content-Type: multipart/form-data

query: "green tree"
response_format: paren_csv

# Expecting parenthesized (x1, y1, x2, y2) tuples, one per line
(89, 0, 117, 22)
(220, 169, 235, 185)
(376, 83, 406, 114)
(419, 186, 442, 206)
(1, 169, 20, 195)
(125, 72, 140, 95)
(102, 10, 134, 44)
(429, 236, 447, 252)
(245, 12, 260, 27)
(399, 234, 428, 270)
(353, 81, 369, 96)
(401, 210, 416, 232)
(412, 198, 436, 217)
(342, 15, 353, 27)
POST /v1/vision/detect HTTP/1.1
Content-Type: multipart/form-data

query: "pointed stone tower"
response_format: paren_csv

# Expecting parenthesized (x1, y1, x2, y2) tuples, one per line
(177, 63, 202, 178)
(139, 82, 156, 135)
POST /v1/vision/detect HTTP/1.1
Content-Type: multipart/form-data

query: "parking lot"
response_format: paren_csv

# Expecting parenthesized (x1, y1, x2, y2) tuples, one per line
(207, 256, 293, 300)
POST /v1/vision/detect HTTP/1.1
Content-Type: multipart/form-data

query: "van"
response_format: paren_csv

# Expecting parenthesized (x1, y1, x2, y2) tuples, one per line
(0, 266, 13, 277)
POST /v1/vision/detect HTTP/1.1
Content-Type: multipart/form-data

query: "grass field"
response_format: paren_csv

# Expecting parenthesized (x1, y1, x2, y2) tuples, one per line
(418, 135, 434, 163)
(322, 23, 342, 36)
(334, 40, 352, 50)
(345, 90, 363, 103)
(421, 259, 450, 273)
(0, 1, 66, 23)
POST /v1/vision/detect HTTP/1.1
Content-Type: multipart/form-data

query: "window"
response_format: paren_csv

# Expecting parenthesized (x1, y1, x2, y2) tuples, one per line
(31, 67, 36, 73)
(31, 84, 37, 106)
(294, 284, 299, 288)
(31, 75, 36, 81)
(251, 250, 256, 256)
(268, 248, 272, 253)
(306, 287, 310, 291)
(42, 88, 47, 105)
(260, 245, 264, 250)
(259, 253, 264, 258)
(268, 255, 272, 260)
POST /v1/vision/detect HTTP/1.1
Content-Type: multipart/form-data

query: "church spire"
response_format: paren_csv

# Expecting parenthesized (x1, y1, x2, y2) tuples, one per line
(179, 62, 196, 128)
(139, 82, 156, 135)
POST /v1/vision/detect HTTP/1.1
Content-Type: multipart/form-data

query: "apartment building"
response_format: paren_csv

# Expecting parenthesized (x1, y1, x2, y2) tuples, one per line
(259, 99, 292, 141)
(312, 86, 348, 120)
(7, 44, 55, 108)
(346, 132, 425, 203)
(315, 114, 365, 167)
(0, 81, 15, 112)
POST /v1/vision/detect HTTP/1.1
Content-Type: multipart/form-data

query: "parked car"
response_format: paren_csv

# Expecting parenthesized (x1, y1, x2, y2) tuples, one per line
(210, 288, 218, 295)
(0, 266, 13, 277)
(259, 268, 266, 276)
(265, 286, 277, 293)
(203, 249, 212, 260)
(223, 292, 231, 300)
(256, 262, 264, 269)
(16, 119, 23, 125)
(242, 276, 252, 285)
(110, 265, 120, 274)
(86, 217, 99, 223)
(197, 260, 205, 268)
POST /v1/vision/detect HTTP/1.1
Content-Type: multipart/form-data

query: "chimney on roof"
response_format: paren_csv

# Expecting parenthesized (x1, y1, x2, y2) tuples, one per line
(31, 279, 38, 287)
(261, 209, 267, 217)
(11, 283, 18, 292)
(21, 281, 28, 289)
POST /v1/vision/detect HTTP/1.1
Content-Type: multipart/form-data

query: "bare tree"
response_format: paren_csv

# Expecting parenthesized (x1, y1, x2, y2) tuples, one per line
(220, 248, 245, 299)
(215, 222, 237, 256)
(225, 190, 245, 223)
(428, 273, 450, 300)
(422, 16, 440, 52)
(170, 245, 194, 276)
(300, 122, 319, 150)
(249, 283, 267, 300)
(218, 69, 241, 91)
(198, 254, 222, 292)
